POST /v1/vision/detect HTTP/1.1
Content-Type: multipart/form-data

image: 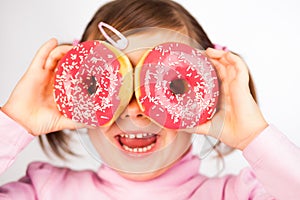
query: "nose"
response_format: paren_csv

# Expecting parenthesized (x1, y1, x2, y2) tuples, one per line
(119, 96, 145, 119)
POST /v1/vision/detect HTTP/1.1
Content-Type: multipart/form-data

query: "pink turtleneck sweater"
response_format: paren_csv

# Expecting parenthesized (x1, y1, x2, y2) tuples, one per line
(0, 110, 300, 200)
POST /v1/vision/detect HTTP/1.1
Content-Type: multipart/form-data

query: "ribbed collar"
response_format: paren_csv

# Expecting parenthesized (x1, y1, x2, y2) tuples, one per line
(96, 151, 207, 199)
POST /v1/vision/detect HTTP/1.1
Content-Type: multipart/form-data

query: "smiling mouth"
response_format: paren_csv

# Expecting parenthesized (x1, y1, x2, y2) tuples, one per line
(115, 133, 158, 153)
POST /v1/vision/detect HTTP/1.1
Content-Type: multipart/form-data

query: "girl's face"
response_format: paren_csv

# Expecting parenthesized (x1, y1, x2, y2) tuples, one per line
(87, 29, 194, 181)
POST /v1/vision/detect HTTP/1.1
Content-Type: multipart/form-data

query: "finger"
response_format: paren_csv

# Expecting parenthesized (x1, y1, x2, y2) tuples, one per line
(210, 59, 227, 82)
(29, 38, 58, 71)
(184, 121, 211, 135)
(225, 53, 247, 70)
(205, 47, 227, 59)
(225, 51, 243, 65)
(45, 45, 73, 71)
(225, 53, 249, 79)
(208, 50, 247, 79)
(57, 116, 91, 130)
(207, 59, 229, 108)
(206, 48, 231, 67)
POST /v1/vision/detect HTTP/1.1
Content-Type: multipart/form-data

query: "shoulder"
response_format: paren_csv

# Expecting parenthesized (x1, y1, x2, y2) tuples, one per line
(1, 162, 107, 199)
(25, 161, 100, 188)
(27, 161, 97, 177)
(204, 167, 259, 187)
(193, 167, 271, 199)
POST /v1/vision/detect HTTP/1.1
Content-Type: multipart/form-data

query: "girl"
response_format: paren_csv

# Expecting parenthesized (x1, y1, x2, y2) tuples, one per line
(1, 0, 299, 199)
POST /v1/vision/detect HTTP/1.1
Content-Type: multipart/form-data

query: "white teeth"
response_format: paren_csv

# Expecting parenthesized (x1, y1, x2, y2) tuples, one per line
(119, 133, 157, 153)
(129, 134, 135, 139)
(119, 133, 155, 139)
(122, 143, 155, 153)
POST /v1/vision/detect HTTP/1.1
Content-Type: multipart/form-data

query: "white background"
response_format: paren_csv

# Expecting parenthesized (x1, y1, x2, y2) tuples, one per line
(1, 0, 300, 185)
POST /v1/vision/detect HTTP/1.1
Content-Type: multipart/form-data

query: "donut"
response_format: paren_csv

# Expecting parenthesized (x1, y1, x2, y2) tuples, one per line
(54, 40, 133, 127)
(135, 42, 219, 129)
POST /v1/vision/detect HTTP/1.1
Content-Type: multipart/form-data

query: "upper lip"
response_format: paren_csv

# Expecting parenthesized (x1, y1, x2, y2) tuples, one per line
(113, 118, 164, 138)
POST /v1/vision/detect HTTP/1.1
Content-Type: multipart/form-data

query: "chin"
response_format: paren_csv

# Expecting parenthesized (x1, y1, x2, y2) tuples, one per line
(118, 169, 166, 181)
(88, 127, 192, 176)
(117, 146, 191, 181)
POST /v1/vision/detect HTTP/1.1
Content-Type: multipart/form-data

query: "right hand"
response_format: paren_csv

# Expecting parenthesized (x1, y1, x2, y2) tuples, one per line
(186, 48, 268, 150)
(2, 38, 85, 136)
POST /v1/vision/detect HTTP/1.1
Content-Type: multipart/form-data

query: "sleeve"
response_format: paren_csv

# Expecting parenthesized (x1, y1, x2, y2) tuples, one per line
(0, 162, 57, 200)
(0, 110, 34, 174)
(243, 124, 300, 200)
(0, 110, 37, 199)
(0, 178, 37, 200)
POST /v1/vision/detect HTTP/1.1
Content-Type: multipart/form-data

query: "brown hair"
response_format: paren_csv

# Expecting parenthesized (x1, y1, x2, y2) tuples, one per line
(39, 0, 257, 159)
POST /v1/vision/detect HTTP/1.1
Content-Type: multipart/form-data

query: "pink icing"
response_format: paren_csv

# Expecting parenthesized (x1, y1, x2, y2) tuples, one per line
(136, 42, 219, 129)
(54, 41, 123, 126)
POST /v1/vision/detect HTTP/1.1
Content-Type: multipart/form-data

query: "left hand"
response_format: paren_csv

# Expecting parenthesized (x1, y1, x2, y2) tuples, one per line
(188, 48, 268, 150)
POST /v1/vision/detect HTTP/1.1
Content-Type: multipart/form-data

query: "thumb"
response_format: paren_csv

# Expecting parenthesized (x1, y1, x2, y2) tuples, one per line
(184, 111, 225, 140)
(57, 116, 92, 131)
(184, 121, 211, 135)
(29, 38, 58, 72)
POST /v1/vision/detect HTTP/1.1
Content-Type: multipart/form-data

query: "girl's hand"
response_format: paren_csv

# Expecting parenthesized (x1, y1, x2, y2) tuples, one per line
(189, 48, 268, 150)
(1, 39, 84, 136)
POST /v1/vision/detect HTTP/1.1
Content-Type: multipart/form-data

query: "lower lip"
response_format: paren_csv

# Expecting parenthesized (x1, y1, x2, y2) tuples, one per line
(114, 135, 160, 156)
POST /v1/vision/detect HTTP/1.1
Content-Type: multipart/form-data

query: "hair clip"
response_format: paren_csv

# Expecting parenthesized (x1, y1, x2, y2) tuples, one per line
(98, 22, 128, 50)
(213, 44, 229, 52)
(72, 39, 80, 46)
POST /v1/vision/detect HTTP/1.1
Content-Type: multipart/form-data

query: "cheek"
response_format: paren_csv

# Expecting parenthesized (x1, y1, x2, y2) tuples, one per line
(87, 129, 103, 149)
(161, 130, 193, 150)
(161, 131, 177, 146)
(87, 128, 115, 151)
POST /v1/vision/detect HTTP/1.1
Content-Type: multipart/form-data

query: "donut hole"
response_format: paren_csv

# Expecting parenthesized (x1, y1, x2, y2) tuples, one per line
(87, 76, 99, 95)
(169, 78, 189, 95)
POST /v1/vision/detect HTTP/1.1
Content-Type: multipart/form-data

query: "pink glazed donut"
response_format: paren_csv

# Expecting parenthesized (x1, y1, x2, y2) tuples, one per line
(135, 42, 219, 129)
(54, 40, 133, 127)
